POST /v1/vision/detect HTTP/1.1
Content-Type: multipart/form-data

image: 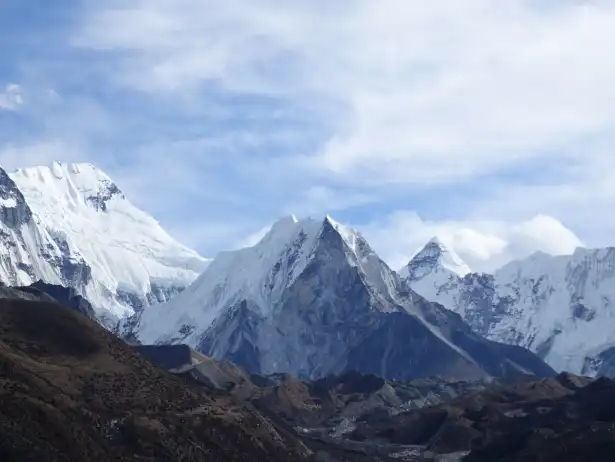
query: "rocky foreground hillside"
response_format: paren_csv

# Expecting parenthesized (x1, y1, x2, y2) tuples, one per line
(2, 285, 615, 461)
(0, 297, 309, 461)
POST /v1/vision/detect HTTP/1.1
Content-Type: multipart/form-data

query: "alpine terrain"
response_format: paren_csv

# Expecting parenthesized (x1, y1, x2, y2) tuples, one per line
(0, 162, 209, 326)
(132, 215, 554, 381)
(400, 238, 615, 376)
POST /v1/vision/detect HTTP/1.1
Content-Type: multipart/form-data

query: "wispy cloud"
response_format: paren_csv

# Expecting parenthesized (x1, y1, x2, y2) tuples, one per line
(0, 84, 23, 110)
(74, 1, 615, 182)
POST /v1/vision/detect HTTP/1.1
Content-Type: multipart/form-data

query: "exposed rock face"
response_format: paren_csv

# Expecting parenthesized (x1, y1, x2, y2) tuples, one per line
(135, 344, 197, 371)
(135, 216, 554, 382)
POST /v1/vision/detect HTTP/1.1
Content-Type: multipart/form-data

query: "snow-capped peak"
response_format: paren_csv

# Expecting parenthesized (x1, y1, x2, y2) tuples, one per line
(9, 161, 210, 323)
(401, 236, 472, 280)
(324, 214, 361, 253)
(135, 214, 392, 345)
(12, 162, 124, 213)
(395, 237, 472, 315)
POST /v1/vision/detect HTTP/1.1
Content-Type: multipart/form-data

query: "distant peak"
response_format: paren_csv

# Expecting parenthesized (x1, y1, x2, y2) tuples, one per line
(323, 214, 350, 232)
(406, 237, 471, 278)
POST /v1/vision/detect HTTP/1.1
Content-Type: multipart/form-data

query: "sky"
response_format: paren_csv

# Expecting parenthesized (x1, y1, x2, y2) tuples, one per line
(1, 0, 614, 272)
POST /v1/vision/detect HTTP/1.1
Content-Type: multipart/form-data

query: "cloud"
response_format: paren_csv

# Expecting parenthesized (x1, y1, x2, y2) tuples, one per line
(357, 211, 584, 273)
(74, 0, 615, 186)
(0, 84, 23, 110)
(1, 1, 613, 261)
(66, 0, 615, 257)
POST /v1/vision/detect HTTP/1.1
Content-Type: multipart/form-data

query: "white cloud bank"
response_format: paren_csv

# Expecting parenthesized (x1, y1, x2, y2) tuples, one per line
(360, 212, 584, 273)
(75, 0, 615, 184)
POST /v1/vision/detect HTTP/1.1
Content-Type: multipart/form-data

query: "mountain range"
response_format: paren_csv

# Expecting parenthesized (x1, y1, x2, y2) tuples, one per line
(0, 161, 613, 381)
(5, 160, 615, 461)
(129, 214, 552, 381)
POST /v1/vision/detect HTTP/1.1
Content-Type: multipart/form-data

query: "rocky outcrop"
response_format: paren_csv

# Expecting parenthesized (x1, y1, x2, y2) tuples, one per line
(16, 280, 98, 321)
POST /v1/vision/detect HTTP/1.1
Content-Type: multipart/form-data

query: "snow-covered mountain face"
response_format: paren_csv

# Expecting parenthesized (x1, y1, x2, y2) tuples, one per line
(0, 162, 209, 326)
(0, 167, 82, 292)
(133, 215, 554, 381)
(399, 237, 471, 281)
(401, 240, 615, 376)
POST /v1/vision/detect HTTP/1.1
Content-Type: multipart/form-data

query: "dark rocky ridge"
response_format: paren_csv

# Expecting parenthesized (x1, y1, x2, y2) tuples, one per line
(137, 345, 496, 460)
(0, 280, 98, 321)
(0, 286, 610, 461)
(135, 344, 196, 370)
(18, 280, 98, 320)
